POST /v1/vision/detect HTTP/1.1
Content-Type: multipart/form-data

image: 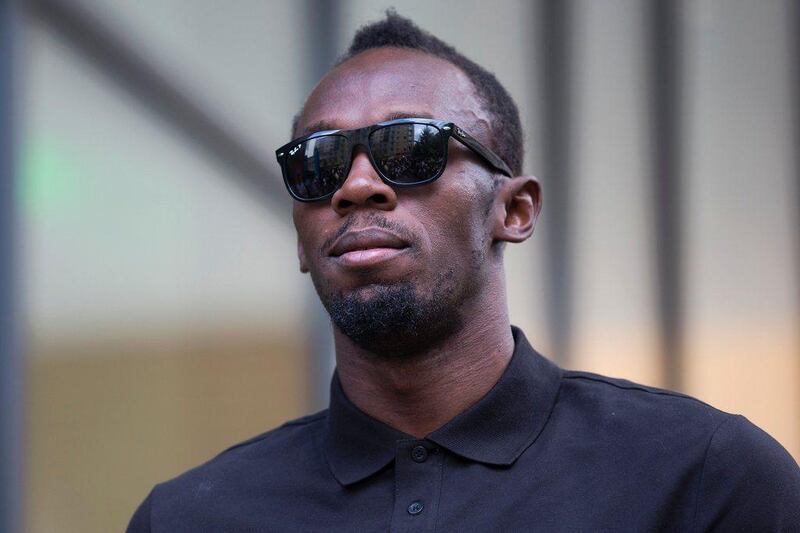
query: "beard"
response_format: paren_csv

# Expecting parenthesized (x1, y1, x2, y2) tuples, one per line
(312, 267, 465, 358)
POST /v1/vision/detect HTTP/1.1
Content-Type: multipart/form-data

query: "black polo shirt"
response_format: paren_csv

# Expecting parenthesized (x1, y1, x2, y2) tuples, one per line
(128, 327, 800, 532)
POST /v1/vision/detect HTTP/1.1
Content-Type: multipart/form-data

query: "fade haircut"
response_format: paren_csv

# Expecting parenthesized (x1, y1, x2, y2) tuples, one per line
(295, 10, 524, 176)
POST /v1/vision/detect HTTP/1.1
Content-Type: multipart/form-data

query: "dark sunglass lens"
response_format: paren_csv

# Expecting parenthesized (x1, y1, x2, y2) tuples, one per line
(285, 135, 350, 199)
(369, 123, 447, 184)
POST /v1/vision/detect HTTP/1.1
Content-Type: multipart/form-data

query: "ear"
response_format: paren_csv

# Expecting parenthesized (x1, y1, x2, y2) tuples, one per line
(491, 176, 542, 243)
(297, 239, 310, 273)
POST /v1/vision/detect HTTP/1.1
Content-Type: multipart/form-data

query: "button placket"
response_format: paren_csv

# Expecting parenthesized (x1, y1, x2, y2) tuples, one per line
(390, 440, 443, 532)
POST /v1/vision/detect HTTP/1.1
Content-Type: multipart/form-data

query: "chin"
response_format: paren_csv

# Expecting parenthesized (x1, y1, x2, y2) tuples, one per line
(321, 280, 463, 357)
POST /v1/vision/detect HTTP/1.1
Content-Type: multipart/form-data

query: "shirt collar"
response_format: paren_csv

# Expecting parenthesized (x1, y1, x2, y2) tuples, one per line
(324, 326, 563, 486)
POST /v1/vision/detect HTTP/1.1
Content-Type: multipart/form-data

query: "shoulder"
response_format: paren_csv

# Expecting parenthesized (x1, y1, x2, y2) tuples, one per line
(166, 409, 327, 486)
(693, 413, 800, 529)
(127, 410, 329, 531)
(192, 409, 326, 465)
(559, 368, 798, 460)
(215, 410, 328, 459)
(552, 369, 792, 471)
(555, 370, 800, 529)
(557, 370, 731, 437)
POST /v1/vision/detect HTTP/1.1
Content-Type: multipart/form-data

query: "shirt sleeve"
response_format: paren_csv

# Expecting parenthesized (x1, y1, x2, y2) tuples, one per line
(692, 414, 800, 531)
(126, 488, 154, 533)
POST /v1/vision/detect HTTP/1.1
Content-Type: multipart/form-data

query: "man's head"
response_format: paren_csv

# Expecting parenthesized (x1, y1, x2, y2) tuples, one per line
(292, 11, 525, 178)
(284, 13, 541, 356)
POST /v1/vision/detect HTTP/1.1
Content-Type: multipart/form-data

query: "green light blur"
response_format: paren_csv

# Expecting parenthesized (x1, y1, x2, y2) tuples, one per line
(19, 139, 83, 216)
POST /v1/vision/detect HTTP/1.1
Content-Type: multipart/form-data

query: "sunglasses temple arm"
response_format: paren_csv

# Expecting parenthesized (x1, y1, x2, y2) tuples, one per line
(452, 129, 514, 177)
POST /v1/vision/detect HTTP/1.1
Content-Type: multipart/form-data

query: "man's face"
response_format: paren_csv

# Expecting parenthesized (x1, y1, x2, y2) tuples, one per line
(292, 47, 502, 354)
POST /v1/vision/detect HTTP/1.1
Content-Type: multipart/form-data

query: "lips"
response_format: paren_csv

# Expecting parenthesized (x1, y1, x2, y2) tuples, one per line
(328, 228, 410, 267)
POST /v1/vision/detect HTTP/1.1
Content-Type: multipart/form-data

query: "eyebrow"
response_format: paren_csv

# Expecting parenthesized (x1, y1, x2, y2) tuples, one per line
(299, 111, 435, 137)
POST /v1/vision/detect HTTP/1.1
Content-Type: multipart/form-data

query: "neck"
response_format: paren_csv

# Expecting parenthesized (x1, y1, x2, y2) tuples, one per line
(333, 280, 514, 438)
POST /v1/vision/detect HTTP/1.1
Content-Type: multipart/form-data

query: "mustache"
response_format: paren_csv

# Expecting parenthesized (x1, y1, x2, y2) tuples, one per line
(320, 214, 414, 256)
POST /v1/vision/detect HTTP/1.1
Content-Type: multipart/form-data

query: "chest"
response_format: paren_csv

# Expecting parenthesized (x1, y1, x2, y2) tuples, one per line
(156, 442, 699, 533)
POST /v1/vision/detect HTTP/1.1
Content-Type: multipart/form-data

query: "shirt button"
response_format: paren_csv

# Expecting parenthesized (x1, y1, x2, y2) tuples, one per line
(407, 501, 424, 515)
(411, 445, 428, 463)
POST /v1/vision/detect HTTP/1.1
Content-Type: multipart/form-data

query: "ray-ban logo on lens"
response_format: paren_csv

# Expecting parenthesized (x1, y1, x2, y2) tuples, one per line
(289, 145, 301, 156)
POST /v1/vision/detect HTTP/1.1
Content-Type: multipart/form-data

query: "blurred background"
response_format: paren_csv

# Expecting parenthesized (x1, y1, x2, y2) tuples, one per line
(1, 0, 798, 531)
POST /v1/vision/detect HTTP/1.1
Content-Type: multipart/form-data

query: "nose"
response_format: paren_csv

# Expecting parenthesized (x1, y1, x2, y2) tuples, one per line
(331, 148, 397, 215)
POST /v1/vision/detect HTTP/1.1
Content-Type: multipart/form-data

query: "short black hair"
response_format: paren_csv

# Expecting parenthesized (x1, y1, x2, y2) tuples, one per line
(296, 11, 524, 176)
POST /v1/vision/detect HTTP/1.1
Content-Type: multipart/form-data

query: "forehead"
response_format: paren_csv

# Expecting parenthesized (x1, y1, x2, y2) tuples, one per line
(296, 47, 491, 136)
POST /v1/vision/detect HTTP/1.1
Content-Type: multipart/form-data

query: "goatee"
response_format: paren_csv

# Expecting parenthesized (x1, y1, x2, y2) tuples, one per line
(317, 272, 462, 358)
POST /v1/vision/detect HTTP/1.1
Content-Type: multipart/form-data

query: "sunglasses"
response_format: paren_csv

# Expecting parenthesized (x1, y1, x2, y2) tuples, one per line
(275, 118, 513, 202)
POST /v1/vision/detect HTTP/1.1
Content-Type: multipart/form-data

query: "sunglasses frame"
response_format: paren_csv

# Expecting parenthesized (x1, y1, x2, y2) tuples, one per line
(275, 117, 514, 202)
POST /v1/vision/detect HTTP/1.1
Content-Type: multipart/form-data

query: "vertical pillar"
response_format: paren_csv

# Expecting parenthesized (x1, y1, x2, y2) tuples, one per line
(304, 0, 341, 409)
(790, 0, 800, 442)
(539, 0, 574, 364)
(0, 1, 22, 531)
(647, 0, 684, 390)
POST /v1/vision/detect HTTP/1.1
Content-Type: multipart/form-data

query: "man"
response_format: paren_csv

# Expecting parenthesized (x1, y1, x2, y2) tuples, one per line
(128, 13, 800, 532)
